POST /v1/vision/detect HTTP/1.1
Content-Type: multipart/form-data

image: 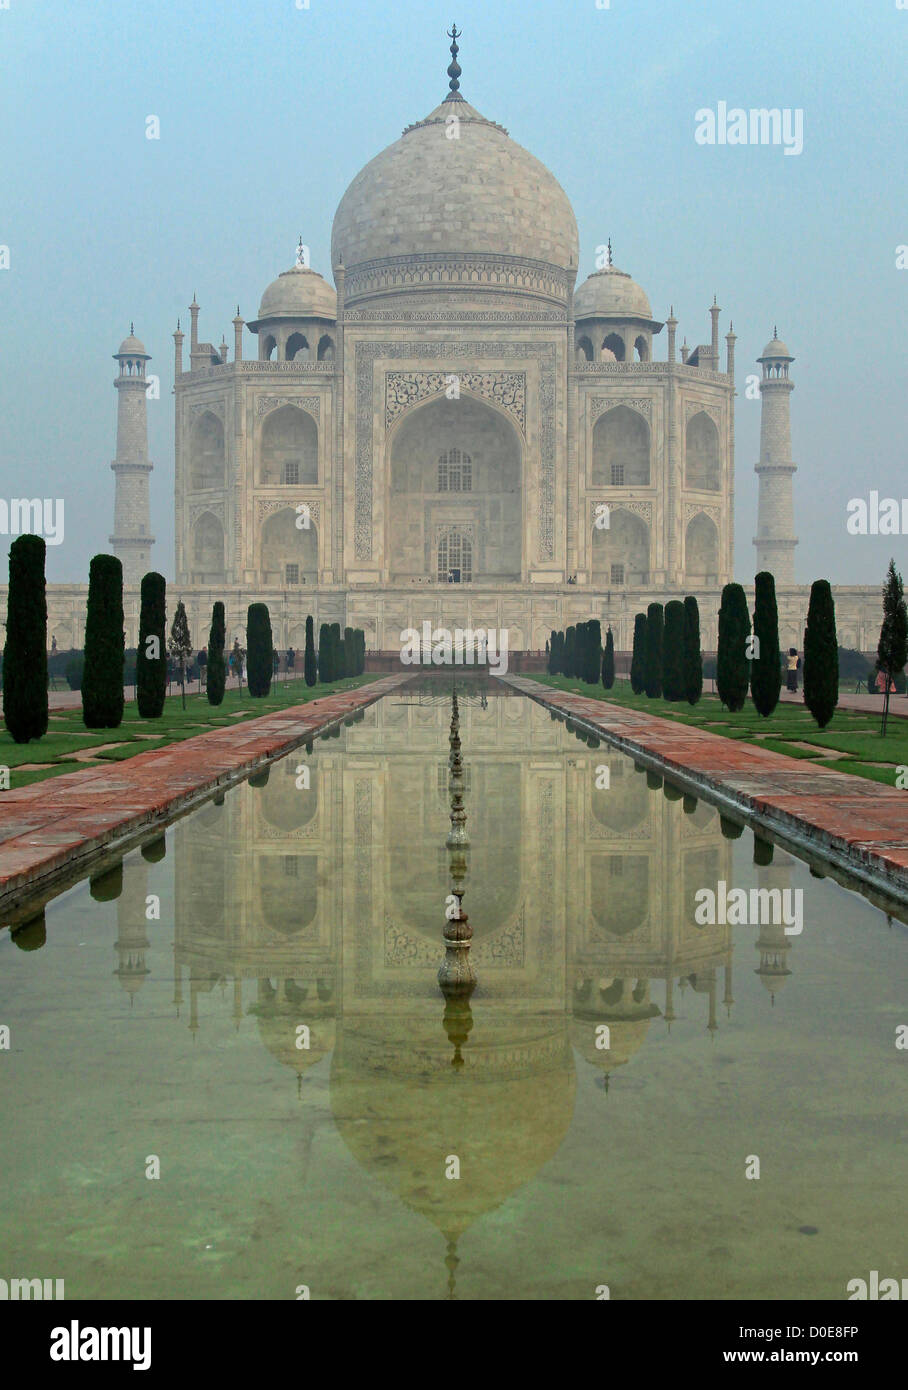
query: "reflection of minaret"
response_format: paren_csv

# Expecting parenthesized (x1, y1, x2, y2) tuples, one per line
(439, 687, 476, 997)
(754, 847, 796, 1004)
(110, 327, 155, 585)
(113, 857, 150, 1004)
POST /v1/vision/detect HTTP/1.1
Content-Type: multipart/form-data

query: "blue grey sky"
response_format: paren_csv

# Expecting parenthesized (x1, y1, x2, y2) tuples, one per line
(1, 0, 905, 585)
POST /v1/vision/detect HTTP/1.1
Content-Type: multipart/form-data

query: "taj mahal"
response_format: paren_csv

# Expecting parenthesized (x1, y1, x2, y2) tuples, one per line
(35, 32, 883, 657)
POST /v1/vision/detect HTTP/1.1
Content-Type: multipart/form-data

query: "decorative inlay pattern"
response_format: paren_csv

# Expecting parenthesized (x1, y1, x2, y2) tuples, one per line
(345, 253, 573, 306)
(590, 499, 653, 523)
(590, 396, 653, 423)
(685, 400, 720, 425)
(683, 502, 721, 524)
(256, 394, 321, 420)
(345, 307, 566, 322)
(385, 371, 526, 433)
(189, 401, 225, 420)
(189, 501, 224, 526)
(383, 907, 525, 968)
(255, 498, 321, 524)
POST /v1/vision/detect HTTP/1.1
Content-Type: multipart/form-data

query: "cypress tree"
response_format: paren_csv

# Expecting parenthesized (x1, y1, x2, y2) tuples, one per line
(876, 559, 908, 735)
(584, 618, 602, 684)
(344, 626, 355, 678)
(662, 600, 685, 701)
(683, 595, 703, 705)
(552, 630, 563, 675)
(751, 571, 782, 718)
(602, 626, 615, 689)
(318, 622, 332, 682)
(358, 629, 366, 674)
(247, 603, 273, 697)
(564, 625, 577, 679)
(168, 600, 193, 710)
(548, 630, 557, 675)
(803, 579, 838, 729)
(2, 534, 49, 743)
(716, 583, 750, 713)
(206, 601, 227, 706)
(83, 553, 125, 729)
(136, 571, 167, 718)
(304, 615, 317, 686)
(630, 613, 646, 694)
(644, 602, 664, 698)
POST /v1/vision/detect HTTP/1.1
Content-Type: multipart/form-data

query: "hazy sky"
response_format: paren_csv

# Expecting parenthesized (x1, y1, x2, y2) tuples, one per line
(1, 0, 906, 586)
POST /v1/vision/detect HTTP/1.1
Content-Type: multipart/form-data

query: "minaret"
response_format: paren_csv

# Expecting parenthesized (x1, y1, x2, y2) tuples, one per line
(110, 325, 154, 584)
(754, 330, 797, 582)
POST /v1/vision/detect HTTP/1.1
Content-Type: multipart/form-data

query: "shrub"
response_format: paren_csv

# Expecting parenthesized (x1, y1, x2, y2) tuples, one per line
(716, 583, 750, 713)
(630, 613, 646, 694)
(206, 601, 226, 706)
(83, 554, 125, 729)
(602, 627, 615, 689)
(751, 571, 781, 718)
(136, 572, 167, 718)
(644, 603, 664, 698)
(804, 579, 838, 729)
(683, 596, 703, 705)
(662, 600, 685, 701)
(168, 600, 193, 710)
(65, 655, 84, 691)
(2, 534, 49, 742)
(247, 603, 273, 697)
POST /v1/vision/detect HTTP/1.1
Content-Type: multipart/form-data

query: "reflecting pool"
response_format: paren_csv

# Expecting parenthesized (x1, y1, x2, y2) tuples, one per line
(1, 683, 905, 1300)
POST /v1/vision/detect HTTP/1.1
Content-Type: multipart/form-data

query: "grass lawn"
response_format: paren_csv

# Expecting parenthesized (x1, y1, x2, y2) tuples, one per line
(1, 675, 379, 788)
(528, 674, 908, 788)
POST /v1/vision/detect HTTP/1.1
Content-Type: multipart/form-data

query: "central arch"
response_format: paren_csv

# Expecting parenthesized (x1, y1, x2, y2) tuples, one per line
(387, 394, 522, 583)
(592, 405, 650, 488)
(259, 508, 318, 586)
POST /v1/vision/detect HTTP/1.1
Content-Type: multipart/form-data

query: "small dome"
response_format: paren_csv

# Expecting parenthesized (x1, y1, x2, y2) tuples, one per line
(256, 265, 337, 322)
(573, 265, 652, 321)
(759, 335, 793, 360)
(116, 329, 148, 357)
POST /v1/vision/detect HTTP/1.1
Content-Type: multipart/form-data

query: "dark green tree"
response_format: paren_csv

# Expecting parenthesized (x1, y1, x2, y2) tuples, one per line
(83, 554, 125, 728)
(2, 534, 49, 743)
(304, 615, 317, 686)
(630, 613, 646, 694)
(601, 627, 615, 689)
(552, 630, 564, 675)
(876, 559, 908, 735)
(548, 630, 558, 675)
(803, 579, 838, 729)
(136, 571, 167, 718)
(683, 596, 703, 705)
(167, 599, 193, 710)
(318, 622, 332, 683)
(206, 601, 226, 706)
(644, 603, 664, 698)
(751, 571, 782, 718)
(716, 583, 750, 713)
(584, 618, 602, 684)
(564, 625, 577, 679)
(247, 603, 273, 697)
(662, 600, 685, 701)
(344, 626, 355, 678)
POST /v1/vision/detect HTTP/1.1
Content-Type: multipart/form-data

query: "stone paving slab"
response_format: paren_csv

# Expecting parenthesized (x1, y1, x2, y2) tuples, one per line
(504, 675, 908, 902)
(0, 676, 408, 914)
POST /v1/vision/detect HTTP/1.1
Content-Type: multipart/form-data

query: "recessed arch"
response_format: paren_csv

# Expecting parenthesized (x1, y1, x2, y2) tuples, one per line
(684, 511, 719, 584)
(259, 855, 317, 934)
(316, 334, 335, 362)
(261, 334, 277, 362)
(590, 855, 650, 936)
(602, 333, 625, 362)
(634, 335, 650, 362)
(576, 335, 594, 363)
(591, 507, 650, 586)
(685, 410, 721, 490)
(285, 332, 309, 362)
(259, 405, 318, 486)
(191, 510, 225, 582)
(189, 411, 226, 490)
(592, 404, 651, 488)
(259, 507, 318, 586)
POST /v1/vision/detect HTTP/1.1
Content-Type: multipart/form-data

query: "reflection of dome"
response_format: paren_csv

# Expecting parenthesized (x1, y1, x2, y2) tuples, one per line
(331, 1016, 575, 1240)
(573, 265, 652, 321)
(571, 1013, 656, 1072)
(253, 995, 336, 1075)
(331, 95, 579, 301)
(256, 265, 337, 321)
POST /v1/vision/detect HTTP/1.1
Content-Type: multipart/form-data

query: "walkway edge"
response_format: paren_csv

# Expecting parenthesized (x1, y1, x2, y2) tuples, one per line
(502, 675, 908, 908)
(0, 676, 409, 919)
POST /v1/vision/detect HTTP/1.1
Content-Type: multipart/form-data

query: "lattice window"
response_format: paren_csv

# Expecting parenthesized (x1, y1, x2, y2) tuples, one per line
(281, 856, 298, 877)
(285, 563, 299, 585)
(438, 448, 472, 492)
(437, 531, 473, 583)
(611, 462, 625, 486)
(609, 858, 624, 878)
(282, 460, 300, 485)
(611, 563, 625, 585)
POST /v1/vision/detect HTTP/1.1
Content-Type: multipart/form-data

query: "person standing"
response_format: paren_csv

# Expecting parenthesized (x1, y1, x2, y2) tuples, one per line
(786, 647, 799, 692)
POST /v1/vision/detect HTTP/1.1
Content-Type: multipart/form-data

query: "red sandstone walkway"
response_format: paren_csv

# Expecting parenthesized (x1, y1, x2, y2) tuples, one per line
(0, 675, 408, 913)
(505, 675, 908, 900)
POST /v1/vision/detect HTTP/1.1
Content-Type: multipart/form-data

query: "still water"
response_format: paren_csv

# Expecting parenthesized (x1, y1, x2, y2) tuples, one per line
(1, 684, 905, 1300)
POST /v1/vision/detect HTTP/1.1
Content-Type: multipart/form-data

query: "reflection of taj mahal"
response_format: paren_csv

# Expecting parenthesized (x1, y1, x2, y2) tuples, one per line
(105, 694, 800, 1266)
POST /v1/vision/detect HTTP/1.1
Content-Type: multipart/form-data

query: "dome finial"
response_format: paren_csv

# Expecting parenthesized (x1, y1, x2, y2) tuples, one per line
(607, 238, 613, 267)
(130, 321, 134, 335)
(445, 22, 462, 99)
(774, 323, 778, 339)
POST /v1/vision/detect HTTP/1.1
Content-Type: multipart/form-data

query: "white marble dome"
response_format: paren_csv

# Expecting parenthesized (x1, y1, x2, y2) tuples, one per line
(256, 264, 337, 321)
(330, 95, 579, 295)
(573, 265, 653, 321)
